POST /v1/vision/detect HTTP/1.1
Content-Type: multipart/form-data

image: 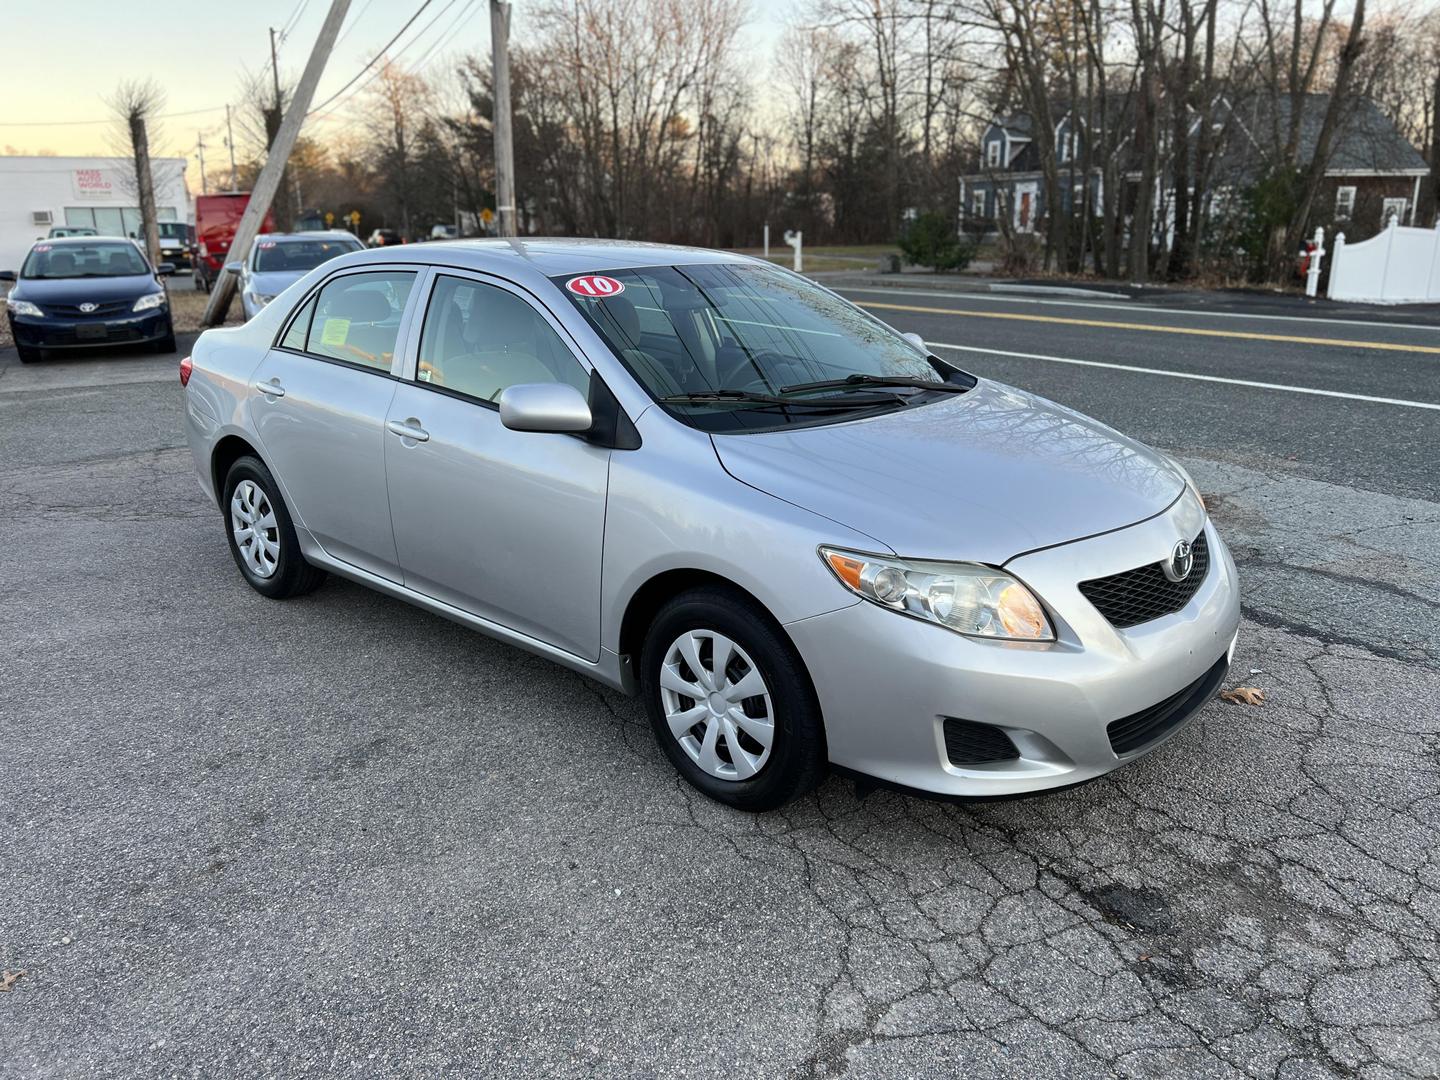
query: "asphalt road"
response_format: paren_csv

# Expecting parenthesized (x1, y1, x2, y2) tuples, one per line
(1, 291, 1438, 1079)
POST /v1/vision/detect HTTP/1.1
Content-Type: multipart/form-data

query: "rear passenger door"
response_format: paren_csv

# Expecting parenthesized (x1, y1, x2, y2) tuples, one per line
(383, 272, 610, 660)
(250, 268, 419, 581)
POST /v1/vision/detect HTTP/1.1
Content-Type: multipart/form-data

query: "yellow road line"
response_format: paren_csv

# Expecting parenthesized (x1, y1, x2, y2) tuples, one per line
(858, 300, 1440, 356)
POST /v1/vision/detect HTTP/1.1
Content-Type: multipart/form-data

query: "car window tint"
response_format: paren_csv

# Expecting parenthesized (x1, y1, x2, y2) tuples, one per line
(281, 294, 317, 351)
(416, 275, 588, 403)
(305, 271, 414, 372)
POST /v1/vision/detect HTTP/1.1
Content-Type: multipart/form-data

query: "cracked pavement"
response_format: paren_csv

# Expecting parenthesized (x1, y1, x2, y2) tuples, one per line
(1, 344, 1437, 1078)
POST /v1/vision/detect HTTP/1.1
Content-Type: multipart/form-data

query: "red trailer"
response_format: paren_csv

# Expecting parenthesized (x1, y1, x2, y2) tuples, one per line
(194, 193, 276, 292)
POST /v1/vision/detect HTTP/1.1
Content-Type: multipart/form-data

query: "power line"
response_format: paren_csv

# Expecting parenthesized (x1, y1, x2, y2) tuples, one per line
(311, 0, 464, 118)
(0, 105, 229, 128)
(406, 0, 481, 77)
(307, 0, 436, 116)
(334, 0, 377, 46)
(280, 0, 311, 38)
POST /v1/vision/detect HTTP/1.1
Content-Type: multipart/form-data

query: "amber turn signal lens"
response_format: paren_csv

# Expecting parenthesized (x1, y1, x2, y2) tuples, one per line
(825, 551, 866, 590)
(997, 583, 1047, 639)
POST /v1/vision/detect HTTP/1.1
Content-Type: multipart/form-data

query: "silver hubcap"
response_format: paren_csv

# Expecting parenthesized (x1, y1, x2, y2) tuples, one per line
(230, 480, 280, 579)
(660, 630, 774, 782)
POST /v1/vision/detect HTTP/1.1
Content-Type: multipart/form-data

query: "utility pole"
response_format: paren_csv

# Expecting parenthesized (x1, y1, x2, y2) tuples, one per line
(196, 131, 208, 195)
(490, 0, 516, 238)
(225, 104, 238, 192)
(129, 113, 162, 265)
(202, 0, 351, 326)
(270, 27, 284, 110)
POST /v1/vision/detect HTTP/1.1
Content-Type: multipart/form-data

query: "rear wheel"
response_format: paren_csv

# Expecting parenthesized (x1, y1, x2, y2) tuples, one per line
(15, 343, 41, 364)
(640, 587, 826, 811)
(221, 456, 326, 599)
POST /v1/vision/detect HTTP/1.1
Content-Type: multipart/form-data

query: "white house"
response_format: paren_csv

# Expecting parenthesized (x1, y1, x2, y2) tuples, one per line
(0, 155, 191, 271)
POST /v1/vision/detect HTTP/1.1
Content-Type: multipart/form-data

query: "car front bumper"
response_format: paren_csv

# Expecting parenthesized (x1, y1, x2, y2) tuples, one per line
(786, 491, 1241, 799)
(8, 308, 171, 350)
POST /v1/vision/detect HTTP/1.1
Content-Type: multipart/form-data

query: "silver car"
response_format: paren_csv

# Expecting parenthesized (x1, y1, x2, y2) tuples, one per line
(182, 241, 1240, 810)
(227, 231, 364, 321)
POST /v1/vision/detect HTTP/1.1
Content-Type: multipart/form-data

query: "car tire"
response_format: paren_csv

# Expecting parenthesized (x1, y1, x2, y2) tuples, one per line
(16, 343, 41, 364)
(221, 455, 327, 600)
(640, 586, 827, 811)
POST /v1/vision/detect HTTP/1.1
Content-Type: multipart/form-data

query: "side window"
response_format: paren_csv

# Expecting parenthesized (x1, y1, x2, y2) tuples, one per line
(281, 293, 316, 351)
(305, 271, 415, 372)
(416, 275, 588, 403)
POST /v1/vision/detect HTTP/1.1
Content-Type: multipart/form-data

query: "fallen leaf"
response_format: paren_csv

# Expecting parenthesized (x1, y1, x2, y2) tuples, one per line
(1221, 687, 1266, 706)
(1137, 954, 1151, 963)
(0, 971, 23, 992)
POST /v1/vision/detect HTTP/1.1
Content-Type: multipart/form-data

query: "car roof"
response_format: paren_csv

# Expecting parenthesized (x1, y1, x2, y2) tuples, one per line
(334, 238, 759, 281)
(35, 234, 137, 246)
(256, 231, 360, 243)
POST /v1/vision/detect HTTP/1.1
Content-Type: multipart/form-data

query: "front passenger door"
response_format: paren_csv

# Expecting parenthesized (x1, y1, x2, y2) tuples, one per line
(384, 273, 611, 660)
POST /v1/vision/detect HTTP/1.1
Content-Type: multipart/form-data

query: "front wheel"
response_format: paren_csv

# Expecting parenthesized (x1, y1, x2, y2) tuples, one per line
(640, 587, 826, 811)
(221, 455, 327, 599)
(15, 343, 42, 364)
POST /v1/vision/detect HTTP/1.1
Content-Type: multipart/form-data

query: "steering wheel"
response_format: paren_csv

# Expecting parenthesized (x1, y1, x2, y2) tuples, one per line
(716, 349, 806, 392)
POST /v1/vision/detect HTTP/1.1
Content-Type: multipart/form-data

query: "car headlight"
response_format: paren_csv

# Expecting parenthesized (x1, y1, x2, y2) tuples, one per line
(246, 291, 275, 308)
(6, 298, 43, 317)
(820, 547, 1054, 641)
(133, 292, 166, 312)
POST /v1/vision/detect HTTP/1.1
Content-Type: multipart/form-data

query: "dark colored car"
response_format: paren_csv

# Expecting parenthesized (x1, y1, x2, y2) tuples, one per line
(366, 228, 403, 248)
(157, 222, 196, 271)
(2, 237, 176, 363)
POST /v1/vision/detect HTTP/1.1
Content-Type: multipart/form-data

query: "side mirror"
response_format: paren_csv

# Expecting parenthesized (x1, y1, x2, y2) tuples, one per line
(157, 262, 176, 276)
(498, 382, 593, 433)
(902, 331, 926, 352)
(0, 270, 15, 282)
(223, 261, 243, 275)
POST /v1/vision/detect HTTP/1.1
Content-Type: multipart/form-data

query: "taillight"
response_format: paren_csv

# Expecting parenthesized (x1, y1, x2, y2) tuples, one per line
(179, 355, 193, 387)
(198, 241, 209, 257)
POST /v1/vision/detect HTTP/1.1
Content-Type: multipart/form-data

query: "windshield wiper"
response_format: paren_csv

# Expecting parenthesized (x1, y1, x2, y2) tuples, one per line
(661, 389, 905, 410)
(779, 373, 973, 396)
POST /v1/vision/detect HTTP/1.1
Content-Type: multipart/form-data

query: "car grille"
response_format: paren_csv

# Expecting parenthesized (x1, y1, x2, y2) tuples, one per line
(1107, 654, 1229, 755)
(42, 300, 132, 318)
(1078, 533, 1210, 629)
(942, 717, 1019, 765)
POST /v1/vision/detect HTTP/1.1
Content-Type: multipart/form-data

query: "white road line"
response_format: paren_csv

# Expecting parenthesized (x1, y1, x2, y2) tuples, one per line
(929, 341, 1440, 412)
(836, 285, 1440, 335)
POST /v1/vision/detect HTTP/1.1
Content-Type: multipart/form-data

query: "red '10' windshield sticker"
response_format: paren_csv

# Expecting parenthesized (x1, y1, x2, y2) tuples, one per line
(566, 274, 625, 298)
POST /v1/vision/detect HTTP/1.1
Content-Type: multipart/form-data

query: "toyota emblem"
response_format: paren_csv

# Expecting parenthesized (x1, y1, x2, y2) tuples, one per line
(1163, 539, 1194, 582)
(79, 302, 98, 313)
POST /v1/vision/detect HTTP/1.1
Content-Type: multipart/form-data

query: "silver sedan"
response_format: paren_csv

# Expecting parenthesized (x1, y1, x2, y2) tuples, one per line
(181, 240, 1240, 810)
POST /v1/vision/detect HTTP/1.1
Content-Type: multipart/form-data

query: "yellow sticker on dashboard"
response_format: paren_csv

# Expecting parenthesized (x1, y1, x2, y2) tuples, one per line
(320, 317, 350, 346)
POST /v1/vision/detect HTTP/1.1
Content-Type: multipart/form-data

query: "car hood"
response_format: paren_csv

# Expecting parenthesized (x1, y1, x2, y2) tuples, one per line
(710, 379, 1186, 564)
(247, 270, 306, 296)
(14, 273, 156, 302)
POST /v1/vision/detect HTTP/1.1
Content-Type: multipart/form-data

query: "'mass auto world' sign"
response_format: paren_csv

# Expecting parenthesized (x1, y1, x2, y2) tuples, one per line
(72, 168, 117, 200)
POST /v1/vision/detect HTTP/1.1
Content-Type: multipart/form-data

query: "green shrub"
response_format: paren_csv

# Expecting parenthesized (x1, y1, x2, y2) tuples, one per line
(899, 212, 976, 272)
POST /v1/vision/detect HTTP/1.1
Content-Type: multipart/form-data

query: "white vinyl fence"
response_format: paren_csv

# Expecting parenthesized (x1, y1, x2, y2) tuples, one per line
(1328, 218, 1440, 304)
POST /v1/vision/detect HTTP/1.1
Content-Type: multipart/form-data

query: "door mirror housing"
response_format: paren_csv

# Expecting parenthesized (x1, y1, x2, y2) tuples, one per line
(157, 262, 176, 276)
(0, 269, 15, 282)
(498, 382, 593, 433)
(902, 331, 926, 352)
(223, 261, 243, 275)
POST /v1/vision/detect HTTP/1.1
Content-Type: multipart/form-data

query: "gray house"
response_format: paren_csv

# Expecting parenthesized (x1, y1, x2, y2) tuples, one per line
(960, 94, 1429, 242)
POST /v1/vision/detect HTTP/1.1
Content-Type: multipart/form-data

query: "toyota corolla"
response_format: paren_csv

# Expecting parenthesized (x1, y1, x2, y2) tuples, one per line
(4, 236, 176, 362)
(181, 241, 1240, 810)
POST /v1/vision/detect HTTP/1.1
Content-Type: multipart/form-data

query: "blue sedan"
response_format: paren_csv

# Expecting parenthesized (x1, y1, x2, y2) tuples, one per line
(2, 237, 177, 363)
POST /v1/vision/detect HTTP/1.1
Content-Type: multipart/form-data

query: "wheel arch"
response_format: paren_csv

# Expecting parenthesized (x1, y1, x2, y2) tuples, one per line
(211, 434, 266, 503)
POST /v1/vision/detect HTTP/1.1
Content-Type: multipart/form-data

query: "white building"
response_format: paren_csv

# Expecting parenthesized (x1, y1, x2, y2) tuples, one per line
(0, 155, 191, 270)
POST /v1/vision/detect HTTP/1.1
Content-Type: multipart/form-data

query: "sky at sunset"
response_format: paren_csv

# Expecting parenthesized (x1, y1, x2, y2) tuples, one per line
(2, 0, 786, 186)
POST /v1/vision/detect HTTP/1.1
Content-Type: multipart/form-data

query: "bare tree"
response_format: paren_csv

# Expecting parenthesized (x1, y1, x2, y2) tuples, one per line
(108, 79, 166, 264)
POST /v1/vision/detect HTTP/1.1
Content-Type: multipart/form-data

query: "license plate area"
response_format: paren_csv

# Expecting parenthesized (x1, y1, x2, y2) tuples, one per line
(75, 323, 109, 340)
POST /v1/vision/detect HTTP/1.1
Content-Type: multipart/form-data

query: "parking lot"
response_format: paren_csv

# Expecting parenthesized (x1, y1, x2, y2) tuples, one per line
(2, 283, 1438, 1078)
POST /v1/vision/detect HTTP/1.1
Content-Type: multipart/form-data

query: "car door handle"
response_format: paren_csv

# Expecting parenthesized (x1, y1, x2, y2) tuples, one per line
(253, 379, 286, 398)
(387, 418, 430, 443)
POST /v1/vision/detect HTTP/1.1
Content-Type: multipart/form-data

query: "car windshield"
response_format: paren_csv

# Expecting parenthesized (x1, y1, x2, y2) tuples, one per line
(255, 238, 360, 273)
(555, 262, 962, 432)
(22, 242, 149, 279)
(158, 223, 188, 239)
